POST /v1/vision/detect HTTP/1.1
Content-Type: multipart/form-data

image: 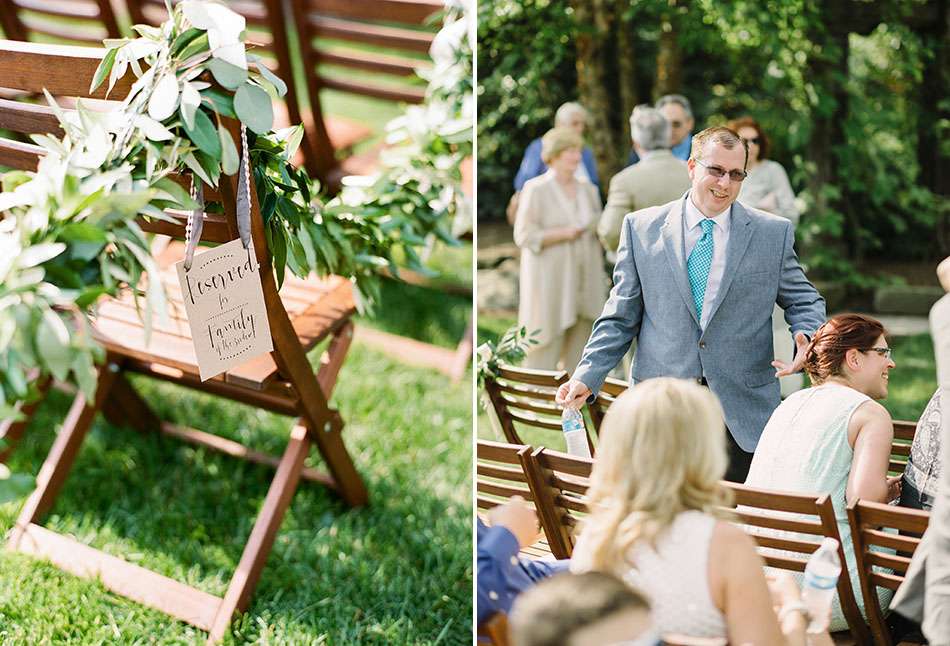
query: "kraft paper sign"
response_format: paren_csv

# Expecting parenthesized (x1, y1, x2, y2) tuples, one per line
(175, 238, 274, 381)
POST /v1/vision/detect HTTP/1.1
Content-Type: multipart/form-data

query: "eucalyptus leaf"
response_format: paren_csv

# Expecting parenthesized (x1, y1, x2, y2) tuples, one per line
(18, 243, 66, 268)
(200, 87, 237, 119)
(183, 151, 215, 187)
(218, 125, 239, 175)
(177, 32, 209, 62)
(233, 83, 273, 134)
(250, 60, 287, 98)
(153, 176, 201, 210)
(182, 108, 221, 159)
(179, 81, 201, 130)
(37, 309, 71, 382)
(207, 58, 248, 90)
(148, 72, 180, 121)
(89, 47, 118, 94)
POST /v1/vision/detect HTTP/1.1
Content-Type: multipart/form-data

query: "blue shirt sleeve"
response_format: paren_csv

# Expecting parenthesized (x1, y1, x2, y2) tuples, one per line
(514, 139, 545, 191)
(476, 519, 569, 627)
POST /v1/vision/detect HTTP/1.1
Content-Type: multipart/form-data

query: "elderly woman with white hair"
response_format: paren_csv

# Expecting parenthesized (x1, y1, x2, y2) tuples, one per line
(513, 102, 600, 191)
(513, 127, 608, 370)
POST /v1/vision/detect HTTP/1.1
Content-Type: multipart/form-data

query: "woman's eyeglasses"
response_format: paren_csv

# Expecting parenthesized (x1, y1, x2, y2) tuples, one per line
(695, 159, 747, 182)
(863, 346, 892, 359)
(741, 137, 760, 146)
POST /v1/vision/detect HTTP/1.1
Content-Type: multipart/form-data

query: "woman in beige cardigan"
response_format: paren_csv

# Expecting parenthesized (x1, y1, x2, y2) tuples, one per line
(513, 127, 608, 370)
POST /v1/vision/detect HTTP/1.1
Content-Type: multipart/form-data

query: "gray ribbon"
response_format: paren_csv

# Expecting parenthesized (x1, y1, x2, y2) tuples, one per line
(183, 124, 252, 271)
(183, 180, 204, 271)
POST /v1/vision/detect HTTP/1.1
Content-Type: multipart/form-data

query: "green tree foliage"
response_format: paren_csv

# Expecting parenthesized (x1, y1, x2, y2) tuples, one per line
(478, 0, 949, 284)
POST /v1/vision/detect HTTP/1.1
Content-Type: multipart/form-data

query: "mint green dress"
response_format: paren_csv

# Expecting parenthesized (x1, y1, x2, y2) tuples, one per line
(743, 383, 893, 631)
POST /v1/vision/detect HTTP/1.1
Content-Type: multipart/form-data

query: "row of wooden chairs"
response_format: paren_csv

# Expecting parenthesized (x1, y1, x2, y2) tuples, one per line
(477, 438, 931, 646)
(0, 0, 443, 188)
(484, 365, 920, 466)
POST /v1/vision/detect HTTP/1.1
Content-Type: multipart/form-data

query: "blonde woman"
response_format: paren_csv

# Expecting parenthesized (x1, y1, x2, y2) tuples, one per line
(570, 378, 828, 645)
(513, 127, 608, 370)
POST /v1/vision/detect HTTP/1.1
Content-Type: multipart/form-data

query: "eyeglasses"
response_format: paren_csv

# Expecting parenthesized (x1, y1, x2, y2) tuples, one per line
(741, 137, 760, 146)
(695, 159, 747, 182)
(863, 347, 892, 360)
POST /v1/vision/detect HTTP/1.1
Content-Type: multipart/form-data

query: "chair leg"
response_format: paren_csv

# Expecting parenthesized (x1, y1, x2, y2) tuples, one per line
(102, 372, 161, 435)
(0, 376, 51, 463)
(315, 320, 353, 400)
(301, 409, 367, 507)
(7, 361, 118, 549)
(206, 423, 311, 644)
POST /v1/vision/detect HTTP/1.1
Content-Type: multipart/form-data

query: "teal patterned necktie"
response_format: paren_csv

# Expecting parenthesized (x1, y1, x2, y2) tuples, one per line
(687, 219, 715, 319)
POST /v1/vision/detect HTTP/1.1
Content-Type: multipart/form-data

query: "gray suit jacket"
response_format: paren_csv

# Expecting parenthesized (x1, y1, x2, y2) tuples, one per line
(891, 294, 950, 645)
(573, 194, 825, 452)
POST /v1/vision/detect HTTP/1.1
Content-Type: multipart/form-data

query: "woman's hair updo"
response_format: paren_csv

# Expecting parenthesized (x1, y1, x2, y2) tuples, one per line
(803, 313, 886, 384)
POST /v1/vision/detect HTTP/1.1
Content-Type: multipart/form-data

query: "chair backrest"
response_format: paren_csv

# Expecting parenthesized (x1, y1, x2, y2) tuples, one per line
(286, 0, 442, 176)
(483, 365, 596, 456)
(525, 447, 593, 560)
(0, 0, 121, 45)
(847, 499, 930, 646)
(587, 376, 627, 434)
(722, 481, 872, 644)
(889, 419, 917, 476)
(0, 39, 244, 245)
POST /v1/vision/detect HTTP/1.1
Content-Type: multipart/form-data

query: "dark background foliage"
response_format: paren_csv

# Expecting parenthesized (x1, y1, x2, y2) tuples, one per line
(478, 0, 949, 286)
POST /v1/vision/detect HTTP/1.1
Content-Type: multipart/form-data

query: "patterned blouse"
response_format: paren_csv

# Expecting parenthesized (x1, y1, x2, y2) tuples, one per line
(904, 389, 943, 504)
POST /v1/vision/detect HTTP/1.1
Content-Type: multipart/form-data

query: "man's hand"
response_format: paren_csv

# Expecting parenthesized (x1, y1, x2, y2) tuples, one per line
(487, 495, 539, 549)
(887, 474, 903, 503)
(555, 379, 591, 409)
(772, 331, 810, 377)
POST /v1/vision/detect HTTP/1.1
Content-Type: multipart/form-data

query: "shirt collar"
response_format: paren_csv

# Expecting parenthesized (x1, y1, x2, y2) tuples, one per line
(685, 191, 731, 234)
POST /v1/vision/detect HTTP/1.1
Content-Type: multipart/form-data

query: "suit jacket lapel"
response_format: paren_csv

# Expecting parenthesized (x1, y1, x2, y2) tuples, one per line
(704, 202, 754, 325)
(662, 195, 700, 326)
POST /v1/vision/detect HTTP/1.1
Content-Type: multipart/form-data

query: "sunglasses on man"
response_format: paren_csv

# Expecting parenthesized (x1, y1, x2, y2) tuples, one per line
(695, 159, 748, 182)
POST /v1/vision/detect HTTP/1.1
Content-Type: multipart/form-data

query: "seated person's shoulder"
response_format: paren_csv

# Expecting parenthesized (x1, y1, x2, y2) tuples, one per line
(855, 398, 892, 421)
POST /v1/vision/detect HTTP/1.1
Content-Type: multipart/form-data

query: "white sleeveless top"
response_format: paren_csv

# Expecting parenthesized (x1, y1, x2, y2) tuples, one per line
(572, 510, 727, 638)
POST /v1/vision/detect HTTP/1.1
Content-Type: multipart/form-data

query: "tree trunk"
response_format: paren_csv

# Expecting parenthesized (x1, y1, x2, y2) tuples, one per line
(655, 12, 682, 97)
(804, 16, 852, 271)
(571, 0, 620, 189)
(616, 8, 638, 159)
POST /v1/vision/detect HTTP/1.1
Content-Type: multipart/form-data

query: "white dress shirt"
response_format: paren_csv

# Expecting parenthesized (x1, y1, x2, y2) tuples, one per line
(683, 192, 731, 329)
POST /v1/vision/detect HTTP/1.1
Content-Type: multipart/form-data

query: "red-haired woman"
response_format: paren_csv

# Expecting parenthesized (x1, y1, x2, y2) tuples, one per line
(744, 313, 902, 630)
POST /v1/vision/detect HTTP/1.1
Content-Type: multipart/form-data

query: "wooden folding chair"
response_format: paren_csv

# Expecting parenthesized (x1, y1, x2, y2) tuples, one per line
(889, 419, 917, 476)
(587, 376, 627, 434)
(0, 40, 367, 644)
(523, 447, 593, 560)
(0, 0, 121, 45)
(723, 481, 873, 644)
(478, 611, 510, 646)
(286, 0, 442, 185)
(476, 439, 554, 560)
(847, 500, 930, 646)
(483, 365, 597, 456)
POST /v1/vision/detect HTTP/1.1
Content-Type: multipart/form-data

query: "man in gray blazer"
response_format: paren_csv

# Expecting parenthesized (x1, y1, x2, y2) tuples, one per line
(556, 126, 825, 482)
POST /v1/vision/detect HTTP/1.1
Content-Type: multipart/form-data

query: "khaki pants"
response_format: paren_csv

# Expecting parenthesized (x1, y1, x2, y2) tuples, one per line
(523, 318, 594, 373)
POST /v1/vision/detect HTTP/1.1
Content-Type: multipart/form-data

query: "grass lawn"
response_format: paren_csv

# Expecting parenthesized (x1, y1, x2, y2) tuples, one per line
(1, 343, 472, 643)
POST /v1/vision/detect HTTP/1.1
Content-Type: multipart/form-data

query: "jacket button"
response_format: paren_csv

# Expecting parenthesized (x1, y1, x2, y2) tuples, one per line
(699, 341, 706, 349)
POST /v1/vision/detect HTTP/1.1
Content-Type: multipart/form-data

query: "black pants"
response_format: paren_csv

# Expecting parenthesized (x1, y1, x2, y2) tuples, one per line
(724, 430, 753, 483)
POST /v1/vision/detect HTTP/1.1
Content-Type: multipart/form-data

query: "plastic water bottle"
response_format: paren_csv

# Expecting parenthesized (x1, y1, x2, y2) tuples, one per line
(561, 407, 591, 458)
(802, 537, 841, 632)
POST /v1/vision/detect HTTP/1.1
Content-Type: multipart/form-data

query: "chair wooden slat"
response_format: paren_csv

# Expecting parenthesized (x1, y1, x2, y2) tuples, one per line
(847, 500, 931, 646)
(19, 13, 107, 44)
(477, 464, 528, 483)
(319, 75, 426, 104)
(734, 510, 825, 535)
(310, 15, 433, 53)
(495, 382, 558, 400)
(13, 0, 101, 20)
(0, 40, 134, 98)
(752, 533, 822, 554)
(523, 447, 592, 560)
(500, 397, 561, 418)
(317, 49, 426, 77)
(303, 0, 442, 24)
(0, 137, 44, 170)
(495, 366, 569, 385)
(893, 420, 916, 441)
(760, 554, 808, 572)
(0, 98, 63, 135)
